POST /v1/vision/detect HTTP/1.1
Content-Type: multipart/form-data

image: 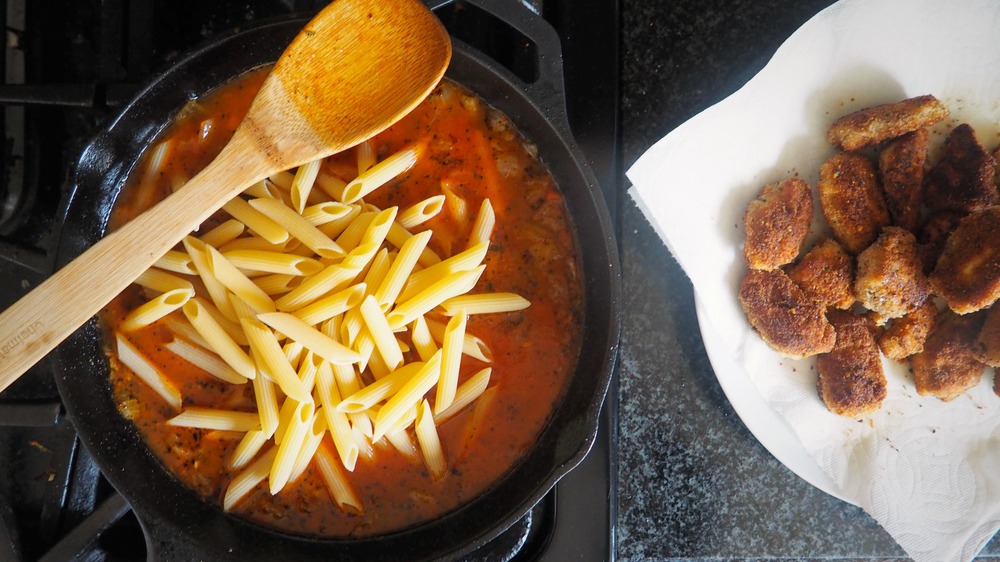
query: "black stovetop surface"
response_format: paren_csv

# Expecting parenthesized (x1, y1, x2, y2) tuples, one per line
(0, 1, 618, 560)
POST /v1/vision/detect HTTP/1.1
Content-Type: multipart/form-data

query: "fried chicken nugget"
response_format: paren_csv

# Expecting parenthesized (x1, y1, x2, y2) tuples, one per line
(739, 269, 835, 358)
(816, 310, 886, 417)
(818, 152, 890, 254)
(910, 310, 987, 401)
(929, 206, 1000, 314)
(743, 178, 813, 270)
(786, 238, 855, 310)
(878, 128, 929, 232)
(974, 305, 1000, 368)
(917, 210, 965, 273)
(878, 300, 936, 360)
(854, 227, 930, 324)
(923, 124, 998, 213)
(828, 94, 948, 151)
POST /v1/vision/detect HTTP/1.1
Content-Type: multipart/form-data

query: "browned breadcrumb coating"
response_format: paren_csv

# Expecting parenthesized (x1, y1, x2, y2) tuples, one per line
(816, 310, 886, 417)
(738, 268, 836, 358)
(854, 227, 930, 323)
(827, 95, 949, 151)
(974, 305, 1000, 368)
(917, 210, 966, 272)
(929, 206, 1000, 314)
(818, 152, 890, 254)
(910, 309, 987, 401)
(785, 238, 855, 310)
(878, 299, 937, 360)
(878, 128, 929, 232)
(924, 124, 998, 213)
(743, 178, 813, 270)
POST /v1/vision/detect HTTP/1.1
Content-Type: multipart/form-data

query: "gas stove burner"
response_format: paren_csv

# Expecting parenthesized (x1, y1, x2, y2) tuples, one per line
(0, 1, 618, 559)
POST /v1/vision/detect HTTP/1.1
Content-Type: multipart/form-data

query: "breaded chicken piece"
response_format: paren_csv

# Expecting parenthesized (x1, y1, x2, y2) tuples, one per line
(924, 124, 998, 213)
(929, 206, 1000, 314)
(818, 152, 891, 254)
(878, 299, 937, 360)
(910, 310, 987, 401)
(743, 178, 813, 270)
(917, 210, 966, 272)
(816, 310, 886, 417)
(878, 128, 929, 232)
(854, 227, 930, 323)
(785, 238, 855, 310)
(828, 95, 949, 151)
(974, 305, 1000, 368)
(738, 269, 835, 358)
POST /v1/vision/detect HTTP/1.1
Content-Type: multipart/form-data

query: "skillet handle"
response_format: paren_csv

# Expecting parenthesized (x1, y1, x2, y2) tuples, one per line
(426, 0, 571, 132)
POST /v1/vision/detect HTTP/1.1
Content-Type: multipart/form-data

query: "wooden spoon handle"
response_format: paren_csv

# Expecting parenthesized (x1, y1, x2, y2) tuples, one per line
(0, 137, 267, 390)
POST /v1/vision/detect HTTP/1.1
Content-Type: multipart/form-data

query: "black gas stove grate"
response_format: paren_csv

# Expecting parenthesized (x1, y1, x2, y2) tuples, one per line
(0, 1, 618, 560)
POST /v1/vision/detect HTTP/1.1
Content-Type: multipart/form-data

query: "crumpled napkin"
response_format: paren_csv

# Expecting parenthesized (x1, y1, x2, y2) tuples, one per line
(626, 0, 1000, 560)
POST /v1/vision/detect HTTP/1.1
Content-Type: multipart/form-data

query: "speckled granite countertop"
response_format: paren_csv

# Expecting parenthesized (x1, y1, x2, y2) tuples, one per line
(615, 1, 999, 559)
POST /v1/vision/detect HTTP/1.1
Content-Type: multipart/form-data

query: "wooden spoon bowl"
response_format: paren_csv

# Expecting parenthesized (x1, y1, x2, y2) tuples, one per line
(0, 0, 451, 388)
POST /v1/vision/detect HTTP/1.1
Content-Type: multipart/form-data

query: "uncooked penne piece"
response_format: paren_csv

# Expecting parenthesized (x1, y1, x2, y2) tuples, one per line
(425, 316, 493, 363)
(222, 197, 289, 244)
(198, 219, 245, 248)
(252, 368, 280, 439)
(258, 312, 363, 365)
(359, 295, 403, 371)
(248, 197, 344, 258)
(154, 250, 197, 275)
(166, 408, 260, 432)
(410, 316, 438, 363)
(183, 237, 237, 322)
(205, 245, 276, 314)
(334, 211, 376, 251)
(399, 241, 488, 302)
(372, 351, 442, 440)
(289, 411, 328, 483)
(467, 198, 495, 248)
(434, 314, 466, 414)
(337, 361, 424, 414)
(397, 195, 445, 229)
(386, 222, 440, 267)
(315, 362, 360, 471)
(269, 401, 314, 494)
(292, 284, 366, 326)
(385, 427, 419, 460)
(386, 266, 485, 330)
(341, 147, 419, 203)
(375, 230, 431, 310)
(234, 302, 311, 403)
(135, 268, 194, 294)
(302, 201, 353, 226)
(415, 400, 447, 479)
(222, 250, 323, 276)
(356, 139, 376, 176)
(228, 428, 268, 470)
(315, 441, 362, 512)
(433, 367, 492, 424)
(182, 299, 256, 380)
(115, 333, 182, 410)
(274, 242, 377, 311)
(290, 159, 322, 214)
(166, 337, 247, 385)
(253, 273, 301, 297)
(120, 288, 194, 332)
(439, 293, 530, 316)
(314, 172, 348, 202)
(223, 446, 277, 511)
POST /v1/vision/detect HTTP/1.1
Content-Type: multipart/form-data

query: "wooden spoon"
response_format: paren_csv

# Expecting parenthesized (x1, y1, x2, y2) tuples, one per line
(0, 0, 451, 389)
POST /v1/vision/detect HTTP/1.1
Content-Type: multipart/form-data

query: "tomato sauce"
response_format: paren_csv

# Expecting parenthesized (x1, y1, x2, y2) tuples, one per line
(104, 69, 584, 537)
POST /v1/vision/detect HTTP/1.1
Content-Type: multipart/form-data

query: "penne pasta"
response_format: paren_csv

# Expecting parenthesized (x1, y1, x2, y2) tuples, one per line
(183, 236, 238, 322)
(467, 198, 495, 248)
(386, 266, 485, 330)
(441, 180, 468, 225)
(334, 211, 376, 251)
(258, 312, 363, 365)
(292, 284, 365, 326)
(410, 316, 438, 363)
(385, 427, 418, 460)
(433, 367, 492, 424)
(314, 172, 349, 202)
(372, 351, 442, 440)
(224, 446, 277, 511)
(434, 314, 466, 414)
(252, 368, 280, 439)
(415, 400, 447, 479)
(253, 273, 301, 296)
(154, 250, 197, 275)
(289, 411, 328, 483)
(315, 441, 363, 513)
(205, 245, 276, 314)
(274, 242, 377, 311)
(290, 159, 322, 213)
(222, 197, 289, 244)
(302, 201, 354, 226)
(115, 333, 182, 410)
(120, 288, 194, 332)
(398, 241, 487, 302)
(386, 222, 440, 266)
(222, 250, 323, 276)
(336, 361, 424, 414)
(199, 219, 246, 248)
(269, 401, 314, 494)
(397, 195, 445, 229)
(375, 230, 431, 310)
(163, 314, 210, 349)
(438, 292, 530, 316)
(341, 147, 419, 203)
(248, 197, 344, 258)
(228, 428, 268, 470)
(355, 139, 376, 176)
(242, 179, 284, 202)
(181, 299, 256, 379)
(359, 295, 403, 371)
(135, 267, 194, 294)
(315, 361, 360, 471)
(234, 301, 311, 403)
(425, 316, 493, 363)
(166, 408, 260, 432)
(166, 337, 247, 385)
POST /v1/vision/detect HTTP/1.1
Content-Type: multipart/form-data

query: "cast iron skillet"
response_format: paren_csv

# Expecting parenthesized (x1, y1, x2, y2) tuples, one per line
(53, 1, 620, 560)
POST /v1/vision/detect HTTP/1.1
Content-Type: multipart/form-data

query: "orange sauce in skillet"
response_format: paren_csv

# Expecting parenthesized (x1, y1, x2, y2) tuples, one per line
(104, 69, 583, 537)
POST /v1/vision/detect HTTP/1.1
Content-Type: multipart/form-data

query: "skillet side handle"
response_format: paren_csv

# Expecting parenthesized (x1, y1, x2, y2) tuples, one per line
(426, 0, 571, 133)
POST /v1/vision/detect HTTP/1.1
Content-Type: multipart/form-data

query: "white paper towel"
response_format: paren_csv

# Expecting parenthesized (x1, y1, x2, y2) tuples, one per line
(627, 0, 1000, 560)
